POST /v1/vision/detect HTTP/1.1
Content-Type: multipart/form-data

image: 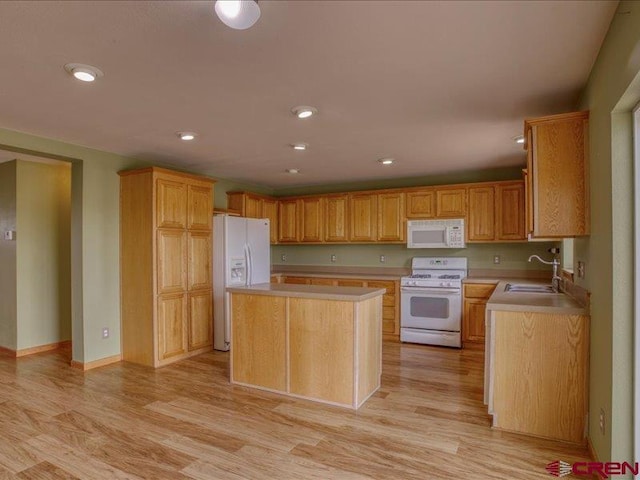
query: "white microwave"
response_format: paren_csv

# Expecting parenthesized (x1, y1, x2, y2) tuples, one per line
(407, 219, 465, 249)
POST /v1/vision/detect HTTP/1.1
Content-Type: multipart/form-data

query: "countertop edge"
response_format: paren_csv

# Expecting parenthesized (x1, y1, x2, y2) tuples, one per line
(227, 284, 387, 302)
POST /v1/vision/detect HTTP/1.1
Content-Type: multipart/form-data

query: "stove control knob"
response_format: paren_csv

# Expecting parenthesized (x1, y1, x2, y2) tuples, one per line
(447, 282, 452, 287)
(440, 282, 445, 287)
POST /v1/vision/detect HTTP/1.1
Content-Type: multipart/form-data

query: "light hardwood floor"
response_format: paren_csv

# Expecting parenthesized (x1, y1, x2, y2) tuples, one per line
(0, 342, 590, 479)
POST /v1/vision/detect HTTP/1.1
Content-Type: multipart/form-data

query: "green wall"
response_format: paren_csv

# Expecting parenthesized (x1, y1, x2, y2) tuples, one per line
(16, 160, 71, 350)
(0, 161, 17, 351)
(574, 0, 640, 465)
(271, 242, 557, 272)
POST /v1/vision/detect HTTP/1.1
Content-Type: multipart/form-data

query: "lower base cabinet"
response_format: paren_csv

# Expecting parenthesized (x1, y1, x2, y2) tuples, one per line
(462, 282, 497, 347)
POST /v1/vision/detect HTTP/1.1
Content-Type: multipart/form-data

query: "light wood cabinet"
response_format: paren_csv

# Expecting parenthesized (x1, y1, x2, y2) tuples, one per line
(262, 198, 279, 244)
(406, 190, 435, 219)
(120, 167, 215, 367)
(349, 193, 377, 242)
(436, 187, 467, 218)
(488, 310, 589, 443)
(467, 187, 495, 242)
(467, 181, 526, 243)
(496, 182, 526, 241)
(278, 198, 299, 243)
(299, 197, 324, 242)
(377, 193, 405, 242)
(324, 194, 349, 242)
(227, 192, 279, 244)
(524, 111, 589, 237)
(462, 282, 496, 346)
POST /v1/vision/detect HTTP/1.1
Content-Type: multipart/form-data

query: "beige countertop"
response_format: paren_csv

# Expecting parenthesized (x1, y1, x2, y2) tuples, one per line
(486, 280, 588, 315)
(227, 283, 387, 302)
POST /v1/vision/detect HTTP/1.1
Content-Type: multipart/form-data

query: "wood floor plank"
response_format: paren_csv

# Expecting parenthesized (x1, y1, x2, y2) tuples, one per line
(0, 341, 591, 479)
(15, 461, 80, 480)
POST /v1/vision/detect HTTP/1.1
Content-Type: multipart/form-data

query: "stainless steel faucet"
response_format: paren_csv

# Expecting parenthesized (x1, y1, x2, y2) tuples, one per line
(528, 255, 562, 293)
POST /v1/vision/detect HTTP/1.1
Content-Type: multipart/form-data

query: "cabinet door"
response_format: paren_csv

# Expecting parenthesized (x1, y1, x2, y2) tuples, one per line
(157, 229, 187, 294)
(157, 179, 187, 228)
(467, 186, 495, 242)
(496, 182, 526, 241)
(406, 190, 435, 219)
(463, 298, 487, 343)
(525, 129, 534, 235)
(245, 196, 263, 219)
(158, 293, 187, 361)
(368, 280, 398, 335)
(349, 194, 377, 242)
(188, 291, 213, 351)
(436, 188, 467, 218)
(188, 232, 211, 290)
(262, 199, 279, 244)
(278, 199, 299, 243)
(187, 184, 212, 230)
(377, 193, 405, 242)
(300, 197, 324, 242)
(324, 195, 349, 242)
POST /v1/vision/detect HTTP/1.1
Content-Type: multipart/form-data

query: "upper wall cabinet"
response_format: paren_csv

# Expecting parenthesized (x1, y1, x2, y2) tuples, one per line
(278, 198, 299, 243)
(227, 192, 278, 244)
(324, 194, 350, 242)
(406, 187, 466, 219)
(467, 181, 526, 243)
(377, 192, 405, 242)
(349, 193, 378, 242)
(524, 111, 590, 238)
(299, 197, 324, 243)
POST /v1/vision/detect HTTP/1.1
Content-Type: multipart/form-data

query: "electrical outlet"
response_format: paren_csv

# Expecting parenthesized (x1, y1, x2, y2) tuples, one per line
(493, 255, 500, 264)
(380, 255, 386, 263)
(281, 254, 287, 262)
(578, 261, 585, 278)
(599, 408, 605, 434)
(102, 327, 109, 339)
(330, 254, 337, 263)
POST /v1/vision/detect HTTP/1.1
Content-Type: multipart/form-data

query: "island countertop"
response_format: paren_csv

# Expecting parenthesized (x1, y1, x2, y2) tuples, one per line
(227, 283, 386, 302)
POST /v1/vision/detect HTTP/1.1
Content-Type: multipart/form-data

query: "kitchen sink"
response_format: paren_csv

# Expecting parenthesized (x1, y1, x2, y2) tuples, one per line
(504, 283, 558, 294)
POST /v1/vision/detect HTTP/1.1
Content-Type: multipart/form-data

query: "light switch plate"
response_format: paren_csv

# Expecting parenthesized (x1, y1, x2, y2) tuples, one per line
(4, 230, 16, 241)
(577, 261, 585, 278)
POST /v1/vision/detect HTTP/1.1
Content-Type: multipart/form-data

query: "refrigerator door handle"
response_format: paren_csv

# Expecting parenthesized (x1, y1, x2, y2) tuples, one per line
(245, 244, 252, 286)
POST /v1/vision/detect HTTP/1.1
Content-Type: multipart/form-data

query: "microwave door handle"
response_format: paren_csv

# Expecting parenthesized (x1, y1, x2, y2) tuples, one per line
(444, 226, 451, 247)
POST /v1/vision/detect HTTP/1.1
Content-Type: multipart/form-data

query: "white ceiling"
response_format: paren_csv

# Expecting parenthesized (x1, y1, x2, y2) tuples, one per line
(0, 1, 617, 188)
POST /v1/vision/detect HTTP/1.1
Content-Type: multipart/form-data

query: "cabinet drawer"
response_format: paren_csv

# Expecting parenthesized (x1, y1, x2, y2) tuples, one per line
(336, 279, 366, 287)
(310, 278, 336, 286)
(464, 283, 497, 299)
(283, 276, 311, 285)
(383, 306, 396, 320)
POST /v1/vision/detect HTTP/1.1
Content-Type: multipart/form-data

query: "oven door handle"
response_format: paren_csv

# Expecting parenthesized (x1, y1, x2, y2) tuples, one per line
(401, 287, 461, 295)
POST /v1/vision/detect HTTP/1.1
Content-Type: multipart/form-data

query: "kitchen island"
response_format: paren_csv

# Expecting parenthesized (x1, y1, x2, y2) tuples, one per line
(227, 283, 385, 409)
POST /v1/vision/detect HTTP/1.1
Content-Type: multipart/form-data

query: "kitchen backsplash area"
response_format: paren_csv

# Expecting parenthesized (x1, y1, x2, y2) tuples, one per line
(271, 242, 559, 272)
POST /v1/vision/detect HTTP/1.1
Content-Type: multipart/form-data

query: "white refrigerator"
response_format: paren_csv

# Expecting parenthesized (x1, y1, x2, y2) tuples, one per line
(213, 215, 270, 351)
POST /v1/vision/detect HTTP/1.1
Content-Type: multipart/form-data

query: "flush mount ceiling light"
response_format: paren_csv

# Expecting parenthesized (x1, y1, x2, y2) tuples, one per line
(513, 135, 525, 144)
(378, 158, 394, 165)
(291, 106, 318, 119)
(64, 63, 104, 82)
(214, 0, 261, 30)
(177, 131, 197, 141)
(286, 168, 300, 174)
(291, 143, 308, 151)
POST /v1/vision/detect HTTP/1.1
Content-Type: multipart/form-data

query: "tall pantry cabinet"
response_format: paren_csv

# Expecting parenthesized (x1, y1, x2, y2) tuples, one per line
(119, 167, 215, 367)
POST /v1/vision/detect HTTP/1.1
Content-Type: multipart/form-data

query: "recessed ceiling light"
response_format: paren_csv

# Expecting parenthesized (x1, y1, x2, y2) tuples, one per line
(177, 132, 197, 141)
(291, 143, 308, 151)
(513, 135, 525, 144)
(286, 168, 300, 174)
(214, 0, 261, 30)
(291, 106, 318, 119)
(378, 158, 394, 165)
(64, 63, 104, 82)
